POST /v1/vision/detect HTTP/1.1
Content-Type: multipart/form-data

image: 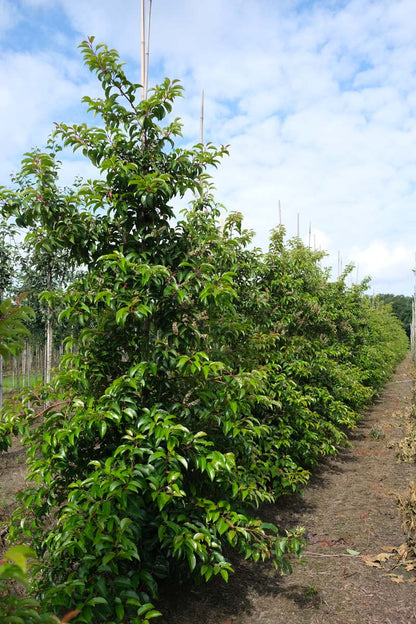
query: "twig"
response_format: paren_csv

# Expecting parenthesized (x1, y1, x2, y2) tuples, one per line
(303, 552, 361, 558)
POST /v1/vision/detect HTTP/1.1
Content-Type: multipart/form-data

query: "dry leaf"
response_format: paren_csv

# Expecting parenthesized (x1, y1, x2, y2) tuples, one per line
(386, 573, 405, 583)
(375, 552, 393, 563)
(361, 555, 382, 568)
(396, 543, 410, 559)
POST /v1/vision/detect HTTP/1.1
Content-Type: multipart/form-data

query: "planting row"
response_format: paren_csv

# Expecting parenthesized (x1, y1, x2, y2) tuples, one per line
(0, 39, 409, 624)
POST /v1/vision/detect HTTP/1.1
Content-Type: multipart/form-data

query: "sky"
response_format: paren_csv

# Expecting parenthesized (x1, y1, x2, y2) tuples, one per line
(1, 0, 416, 295)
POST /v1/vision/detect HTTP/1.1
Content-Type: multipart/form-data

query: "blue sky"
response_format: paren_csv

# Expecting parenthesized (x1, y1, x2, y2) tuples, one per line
(1, 0, 416, 294)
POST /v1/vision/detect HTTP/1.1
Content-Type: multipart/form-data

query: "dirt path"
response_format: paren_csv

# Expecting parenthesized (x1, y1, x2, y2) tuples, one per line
(159, 354, 416, 624)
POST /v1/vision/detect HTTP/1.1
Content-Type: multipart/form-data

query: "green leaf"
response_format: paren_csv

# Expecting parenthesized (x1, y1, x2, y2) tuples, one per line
(3, 546, 36, 573)
(346, 549, 360, 556)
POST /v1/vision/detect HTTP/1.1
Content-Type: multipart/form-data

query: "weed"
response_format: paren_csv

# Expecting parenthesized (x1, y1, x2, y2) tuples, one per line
(305, 585, 318, 599)
(369, 425, 385, 439)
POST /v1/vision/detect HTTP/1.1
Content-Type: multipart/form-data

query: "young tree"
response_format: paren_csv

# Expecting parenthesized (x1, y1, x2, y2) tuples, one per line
(1, 40, 303, 623)
(0, 219, 24, 407)
(0, 295, 33, 412)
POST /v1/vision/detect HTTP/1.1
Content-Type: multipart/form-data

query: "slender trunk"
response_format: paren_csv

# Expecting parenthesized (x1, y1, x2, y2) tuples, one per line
(0, 355, 3, 410)
(21, 343, 26, 381)
(45, 266, 53, 384)
(45, 320, 52, 384)
(26, 341, 30, 387)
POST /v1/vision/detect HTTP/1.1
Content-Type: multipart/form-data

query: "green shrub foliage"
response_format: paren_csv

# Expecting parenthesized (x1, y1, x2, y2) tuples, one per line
(0, 38, 409, 623)
(375, 293, 412, 337)
(0, 546, 63, 623)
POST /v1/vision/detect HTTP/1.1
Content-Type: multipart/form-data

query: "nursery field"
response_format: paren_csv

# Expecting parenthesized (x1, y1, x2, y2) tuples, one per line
(0, 39, 414, 623)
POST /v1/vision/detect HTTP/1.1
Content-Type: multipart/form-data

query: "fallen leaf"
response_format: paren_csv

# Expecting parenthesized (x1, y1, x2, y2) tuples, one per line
(396, 543, 410, 559)
(346, 549, 360, 556)
(361, 555, 382, 568)
(375, 552, 393, 563)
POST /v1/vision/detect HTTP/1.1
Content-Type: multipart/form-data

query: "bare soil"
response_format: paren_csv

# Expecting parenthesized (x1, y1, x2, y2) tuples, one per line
(1, 356, 415, 623)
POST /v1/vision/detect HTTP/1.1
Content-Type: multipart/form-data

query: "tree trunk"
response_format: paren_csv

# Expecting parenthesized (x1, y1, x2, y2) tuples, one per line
(45, 266, 53, 384)
(0, 354, 3, 409)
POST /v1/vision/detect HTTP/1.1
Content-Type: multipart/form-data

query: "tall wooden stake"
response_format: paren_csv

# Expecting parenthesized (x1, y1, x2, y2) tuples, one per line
(412, 254, 416, 363)
(141, 0, 146, 100)
(144, 0, 152, 98)
(200, 89, 204, 144)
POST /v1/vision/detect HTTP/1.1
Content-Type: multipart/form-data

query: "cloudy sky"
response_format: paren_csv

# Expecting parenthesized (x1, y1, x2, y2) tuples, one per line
(1, 0, 416, 295)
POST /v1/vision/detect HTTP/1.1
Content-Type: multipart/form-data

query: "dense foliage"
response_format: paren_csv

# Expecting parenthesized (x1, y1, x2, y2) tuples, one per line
(0, 39, 409, 623)
(0, 546, 65, 623)
(0, 295, 33, 361)
(376, 293, 412, 337)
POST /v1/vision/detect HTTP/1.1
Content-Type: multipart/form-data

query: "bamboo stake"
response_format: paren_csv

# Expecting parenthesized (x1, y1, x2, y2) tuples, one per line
(141, 0, 146, 100)
(144, 0, 152, 99)
(412, 254, 416, 363)
(297, 213, 300, 237)
(200, 89, 204, 144)
(278, 200, 281, 226)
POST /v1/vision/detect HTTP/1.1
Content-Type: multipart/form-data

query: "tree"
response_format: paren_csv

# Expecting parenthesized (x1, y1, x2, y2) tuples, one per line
(2, 145, 82, 385)
(0, 219, 28, 407)
(1, 39, 303, 623)
(0, 295, 33, 412)
(376, 293, 412, 337)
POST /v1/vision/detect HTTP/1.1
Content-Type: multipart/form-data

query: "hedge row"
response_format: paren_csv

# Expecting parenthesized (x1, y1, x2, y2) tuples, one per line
(0, 39, 409, 624)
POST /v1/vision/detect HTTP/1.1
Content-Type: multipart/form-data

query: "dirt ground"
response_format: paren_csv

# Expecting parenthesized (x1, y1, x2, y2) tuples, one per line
(1, 356, 416, 623)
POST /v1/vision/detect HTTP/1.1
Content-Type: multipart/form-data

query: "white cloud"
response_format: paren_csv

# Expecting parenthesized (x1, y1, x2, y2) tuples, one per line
(348, 240, 415, 294)
(1, 0, 416, 295)
(0, 50, 95, 182)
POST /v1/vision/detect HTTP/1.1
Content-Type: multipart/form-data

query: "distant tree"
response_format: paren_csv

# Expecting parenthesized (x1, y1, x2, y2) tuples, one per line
(2, 146, 81, 382)
(0, 219, 19, 407)
(0, 295, 33, 406)
(376, 294, 412, 337)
